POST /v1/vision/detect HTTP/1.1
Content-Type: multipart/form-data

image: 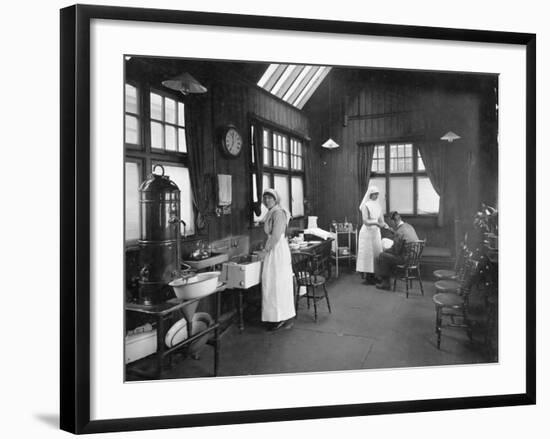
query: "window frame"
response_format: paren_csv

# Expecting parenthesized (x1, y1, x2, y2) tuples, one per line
(250, 118, 307, 225)
(124, 80, 196, 246)
(149, 88, 187, 153)
(124, 81, 142, 149)
(124, 157, 144, 248)
(369, 142, 438, 216)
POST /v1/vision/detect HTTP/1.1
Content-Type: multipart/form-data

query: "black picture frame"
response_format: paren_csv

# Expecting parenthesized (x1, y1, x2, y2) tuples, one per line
(60, 4, 536, 434)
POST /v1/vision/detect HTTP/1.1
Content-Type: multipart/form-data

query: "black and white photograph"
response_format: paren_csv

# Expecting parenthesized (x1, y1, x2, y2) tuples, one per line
(123, 56, 500, 381)
(2, 0, 546, 437)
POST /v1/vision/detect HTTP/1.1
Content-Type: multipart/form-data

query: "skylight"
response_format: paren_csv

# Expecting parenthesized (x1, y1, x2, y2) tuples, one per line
(257, 64, 331, 109)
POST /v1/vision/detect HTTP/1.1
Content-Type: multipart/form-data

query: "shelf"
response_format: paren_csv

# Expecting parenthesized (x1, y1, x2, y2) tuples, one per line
(330, 226, 358, 278)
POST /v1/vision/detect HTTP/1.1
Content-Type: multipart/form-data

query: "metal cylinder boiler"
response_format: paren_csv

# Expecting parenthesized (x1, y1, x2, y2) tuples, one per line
(138, 165, 181, 304)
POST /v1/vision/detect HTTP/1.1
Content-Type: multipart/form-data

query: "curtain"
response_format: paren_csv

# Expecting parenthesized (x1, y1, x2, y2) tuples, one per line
(357, 144, 374, 224)
(185, 95, 210, 231)
(357, 144, 375, 199)
(251, 123, 264, 217)
(417, 141, 447, 227)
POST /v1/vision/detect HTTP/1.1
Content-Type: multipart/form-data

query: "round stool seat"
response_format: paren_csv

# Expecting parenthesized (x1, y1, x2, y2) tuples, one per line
(433, 269, 457, 280)
(434, 279, 460, 293)
(432, 292, 463, 307)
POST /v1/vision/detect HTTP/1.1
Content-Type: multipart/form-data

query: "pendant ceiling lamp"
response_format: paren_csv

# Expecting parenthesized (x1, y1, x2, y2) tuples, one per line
(162, 72, 208, 95)
(322, 74, 339, 149)
(440, 131, 461, 143)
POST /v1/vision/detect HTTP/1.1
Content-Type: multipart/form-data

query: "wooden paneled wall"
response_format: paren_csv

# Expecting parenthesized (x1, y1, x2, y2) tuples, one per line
(304, 69, 498, 249)
(126, 58, 310, 245)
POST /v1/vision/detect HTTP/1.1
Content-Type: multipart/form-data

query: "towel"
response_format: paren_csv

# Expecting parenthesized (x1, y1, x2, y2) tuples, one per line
(217, 174, 232, 206)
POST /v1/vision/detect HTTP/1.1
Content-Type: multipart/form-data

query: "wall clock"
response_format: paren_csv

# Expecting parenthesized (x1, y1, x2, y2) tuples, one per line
(220, 125, 243, 158)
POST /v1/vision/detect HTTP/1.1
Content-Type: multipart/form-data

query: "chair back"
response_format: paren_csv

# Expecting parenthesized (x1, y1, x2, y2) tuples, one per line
(454, 242, 470, 272)
(315, 239, 332, 277)
(457, 257, 479, 296)
(291, 251, 315, 285)
(402, 240, 425, 267)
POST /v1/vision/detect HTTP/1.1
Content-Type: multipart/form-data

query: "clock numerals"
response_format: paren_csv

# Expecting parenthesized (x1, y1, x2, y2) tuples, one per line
(224, 128, 242, 157)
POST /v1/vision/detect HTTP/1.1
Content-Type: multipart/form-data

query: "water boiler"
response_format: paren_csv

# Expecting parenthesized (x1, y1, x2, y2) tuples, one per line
(137, 165, 183, 304)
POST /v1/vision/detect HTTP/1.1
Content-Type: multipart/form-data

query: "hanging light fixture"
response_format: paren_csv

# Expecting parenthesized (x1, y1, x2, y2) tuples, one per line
(322, 73, 340, 149)
(440, 131, 461, 143)
(162, 72, 208, 95)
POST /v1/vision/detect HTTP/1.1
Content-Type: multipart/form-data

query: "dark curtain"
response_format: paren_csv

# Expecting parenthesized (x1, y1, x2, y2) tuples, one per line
(185, 96, 210, 231)
(357, 144, 375, 198)
(357, 144, 374, 224)
(251, 123, 264, 216)
(417, 141, 447, 227)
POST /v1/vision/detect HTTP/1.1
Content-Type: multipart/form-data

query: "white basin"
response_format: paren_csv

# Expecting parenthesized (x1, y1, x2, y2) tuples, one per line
(169, 271, 221, 300)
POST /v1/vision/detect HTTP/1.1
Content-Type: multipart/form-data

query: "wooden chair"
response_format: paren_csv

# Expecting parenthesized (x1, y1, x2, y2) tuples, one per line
(392, 240, 425, 298)
(433, 242, 470, 281)
(291, 251, 332, 322)
(432, 257, 479, 349)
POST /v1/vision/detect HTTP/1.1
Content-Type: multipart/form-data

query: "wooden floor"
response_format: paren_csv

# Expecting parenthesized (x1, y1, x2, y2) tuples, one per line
(149, 269, 496, 380)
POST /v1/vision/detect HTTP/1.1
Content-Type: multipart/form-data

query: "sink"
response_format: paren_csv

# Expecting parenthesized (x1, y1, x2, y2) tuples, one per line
(169, 271, 221, 300)
(183, 252, 229, 270)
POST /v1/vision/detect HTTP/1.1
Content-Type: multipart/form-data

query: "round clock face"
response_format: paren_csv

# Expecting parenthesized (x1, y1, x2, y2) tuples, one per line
(223, 127, 243, 157)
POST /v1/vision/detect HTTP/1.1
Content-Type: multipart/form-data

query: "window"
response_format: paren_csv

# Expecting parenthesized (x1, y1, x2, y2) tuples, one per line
(124, 82, 195, 244)
(156, 164, 195, 236)
(125, 160, 141, 241)
(370, 143, 439, 215)
(251, 122, 306, 223)
(125, 84, 140, 145)
(150, 91, 187, 152)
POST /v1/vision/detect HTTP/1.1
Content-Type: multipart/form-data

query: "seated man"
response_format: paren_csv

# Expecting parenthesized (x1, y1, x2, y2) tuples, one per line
(375, 211, 419, 290)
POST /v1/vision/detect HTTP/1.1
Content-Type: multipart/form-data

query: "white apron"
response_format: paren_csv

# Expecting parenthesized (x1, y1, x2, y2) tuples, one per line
(356, 224, 382, 273)
(261, 234, 296, 322)
(356, 202, 383, 273)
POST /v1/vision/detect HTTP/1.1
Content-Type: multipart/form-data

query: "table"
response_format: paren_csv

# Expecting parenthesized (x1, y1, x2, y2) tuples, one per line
(125, 283, 226, 379)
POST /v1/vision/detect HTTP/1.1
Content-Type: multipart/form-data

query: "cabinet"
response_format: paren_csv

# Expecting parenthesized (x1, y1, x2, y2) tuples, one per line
(330, 226, 357, 278)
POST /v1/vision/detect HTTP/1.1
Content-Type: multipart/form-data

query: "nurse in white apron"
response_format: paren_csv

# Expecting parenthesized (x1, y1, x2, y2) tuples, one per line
(261, 188, 296, 331)
(356, 185, 390, 284)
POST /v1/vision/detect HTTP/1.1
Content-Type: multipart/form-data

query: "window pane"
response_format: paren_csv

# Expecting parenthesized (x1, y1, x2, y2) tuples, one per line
(274, 174, 290, 214)
(165, 125, 176, 151)
(178, 102, 185, 126)
(372, 145, 385, 173)
(250, 126, 255, 163)
(389, 143, 413, 173)
(418, 176, 440, 214)
(369, 176, 387, 214)
(125, 162, 140, 241)
(125, 84, 138, 114)
(160, 165, 195, 236)
(150, 121, 163, 149)
(165, 98, 176, 124)
(417, 150, 425, 171)
(125, 115, 139, 144)
(263, 148, 270, 166)
(178, 128, 187, 152)
(150, 93, 163, 120)
(291, 176, 304, 217)
(389, 176, 413, 214)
